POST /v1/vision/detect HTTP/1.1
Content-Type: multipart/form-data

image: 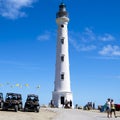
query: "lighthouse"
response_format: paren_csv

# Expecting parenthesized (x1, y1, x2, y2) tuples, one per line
(52, 2, 73, 108)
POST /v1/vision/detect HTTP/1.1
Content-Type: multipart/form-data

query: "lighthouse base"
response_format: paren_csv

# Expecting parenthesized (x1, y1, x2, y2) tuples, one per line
(52, 91, 73, 108)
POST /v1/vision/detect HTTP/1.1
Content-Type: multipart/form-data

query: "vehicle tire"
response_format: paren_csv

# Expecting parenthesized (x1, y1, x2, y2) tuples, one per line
(2, 106, 5, 111)
(36, 106, 39, 112)
(24, 107, 27, 112)
(18, 104, 22, 110)
(2, 105, 7, 111)
(15, 105, 18, 112)
(1, 102, 3, 108)
(24, 108, 26, 112)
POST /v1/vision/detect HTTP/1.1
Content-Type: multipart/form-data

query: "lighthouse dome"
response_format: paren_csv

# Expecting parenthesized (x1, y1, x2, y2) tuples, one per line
(56, 3, 68, 18)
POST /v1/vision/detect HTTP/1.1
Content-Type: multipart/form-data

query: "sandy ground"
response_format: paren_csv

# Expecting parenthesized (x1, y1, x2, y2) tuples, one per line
(0, 108, 120, 120)
(53, 109, 120, 120)
(0, 108, 56, 120)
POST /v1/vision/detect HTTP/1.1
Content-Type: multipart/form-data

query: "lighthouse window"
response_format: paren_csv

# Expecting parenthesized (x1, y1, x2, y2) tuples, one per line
(61, 56, 64, 62)
(61, 39, 64, 44)
(61, 74, 64, 80)
(61, 24, 64, 28)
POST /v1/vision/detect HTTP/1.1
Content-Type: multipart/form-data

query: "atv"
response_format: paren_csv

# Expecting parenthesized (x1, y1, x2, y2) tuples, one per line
(24, 94, 40, 112)
(0, 93, 4, 108)
(2, 93, 23, 112)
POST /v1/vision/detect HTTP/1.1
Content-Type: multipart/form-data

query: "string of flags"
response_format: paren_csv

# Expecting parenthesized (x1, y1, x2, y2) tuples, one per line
(0, 82, 40, 89)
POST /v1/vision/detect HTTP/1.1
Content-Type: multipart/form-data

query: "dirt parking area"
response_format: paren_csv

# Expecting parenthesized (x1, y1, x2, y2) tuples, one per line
(0, 108, 56, 120)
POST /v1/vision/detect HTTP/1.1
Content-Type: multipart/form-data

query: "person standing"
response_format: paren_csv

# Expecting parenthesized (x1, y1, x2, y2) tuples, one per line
(106, 98, 111, 118)
(93, 102, 95, 110)
(70, 100, 72, 108)
(110, 99, 117, 118)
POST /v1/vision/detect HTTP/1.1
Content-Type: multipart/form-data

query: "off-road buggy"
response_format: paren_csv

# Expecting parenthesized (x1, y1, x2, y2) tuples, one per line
(24, 94, 40, 112)
(0, 93, 4, 108)
(2, 93, 23, 112)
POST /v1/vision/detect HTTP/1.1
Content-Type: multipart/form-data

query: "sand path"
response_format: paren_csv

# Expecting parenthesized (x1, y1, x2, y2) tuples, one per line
(53, 109, 120, 120)
(0, 108, 120, 120)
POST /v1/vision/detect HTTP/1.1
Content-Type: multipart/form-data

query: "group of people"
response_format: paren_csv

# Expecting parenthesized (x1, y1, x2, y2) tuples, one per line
(50, 99, 72, 108)
(64, 100, 72, 108)
(106, 98, 117, 118)
(83, 102, 95, 110)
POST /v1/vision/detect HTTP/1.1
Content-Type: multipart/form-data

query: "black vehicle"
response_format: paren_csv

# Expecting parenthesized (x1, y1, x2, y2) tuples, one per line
(24, 94, 40, 112)
(0, 93, 4, 108)
(2, 93, 23, 112)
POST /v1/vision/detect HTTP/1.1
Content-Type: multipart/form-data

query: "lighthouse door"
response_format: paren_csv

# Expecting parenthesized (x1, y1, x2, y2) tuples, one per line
(61, 96, 64, 105)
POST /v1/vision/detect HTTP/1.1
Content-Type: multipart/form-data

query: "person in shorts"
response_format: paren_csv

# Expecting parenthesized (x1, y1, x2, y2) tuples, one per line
(110, 99, 117, 118)
(106, 98, 111, 118)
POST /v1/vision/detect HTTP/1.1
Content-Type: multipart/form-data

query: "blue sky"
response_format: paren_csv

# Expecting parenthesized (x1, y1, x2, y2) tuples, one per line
(0, 0, 120, 107)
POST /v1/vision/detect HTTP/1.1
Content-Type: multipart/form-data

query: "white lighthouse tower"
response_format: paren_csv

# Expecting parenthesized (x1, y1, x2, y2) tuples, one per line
(52, 2, 73, 108)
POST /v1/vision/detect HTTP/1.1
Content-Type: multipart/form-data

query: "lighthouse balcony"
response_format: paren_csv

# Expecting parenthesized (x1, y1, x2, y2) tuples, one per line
(56, 17, 69, 23)
(56, 11, 68, 18)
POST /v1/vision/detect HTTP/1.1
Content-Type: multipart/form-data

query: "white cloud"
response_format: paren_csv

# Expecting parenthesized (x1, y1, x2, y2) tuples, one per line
(37, 31, 51, 41)
(98, 33, 115, 41)
(69, 38, 96, 52)
(80, 27, 96, 42)
(69, 38, 80, 51)
(69, 28, 118, 55)
(99, 45, 120, 56)
(0, 0, 37, 19)
(80, 45, 96, 51)
(69, 28, 97, 52)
